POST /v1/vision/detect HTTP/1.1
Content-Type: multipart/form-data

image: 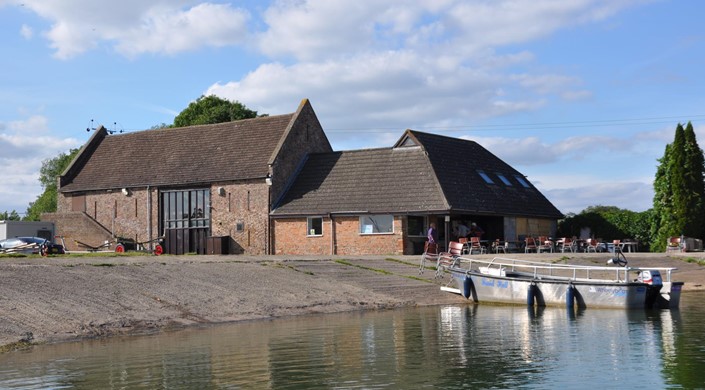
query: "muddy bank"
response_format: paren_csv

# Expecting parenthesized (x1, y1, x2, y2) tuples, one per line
(1, 252, 703, 351)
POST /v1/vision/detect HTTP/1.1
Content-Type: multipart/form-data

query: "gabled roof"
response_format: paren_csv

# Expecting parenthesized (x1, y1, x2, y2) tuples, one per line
(273, 130, 562, 219)
(60, 106, 305, 193)
(271, 146, 448, 216)
(399, 130, 563, 218)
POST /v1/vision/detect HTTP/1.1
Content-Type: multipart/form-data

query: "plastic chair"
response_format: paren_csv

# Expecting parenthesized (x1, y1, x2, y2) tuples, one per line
(537, 236, 552, 253)
(524, 237, 538, 253)
(492, 239, 507, 254)
(459, 237, 470, 254)
(435, 241, 465, 278)
(469, 236, 486, 254)
(419, 241, 438, 274)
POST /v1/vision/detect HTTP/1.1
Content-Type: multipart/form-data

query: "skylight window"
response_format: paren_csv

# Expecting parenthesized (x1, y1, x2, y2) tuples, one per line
(496, 173, 512, 186)
(477, 170, 494, 184)
(514, 175, 531, 188)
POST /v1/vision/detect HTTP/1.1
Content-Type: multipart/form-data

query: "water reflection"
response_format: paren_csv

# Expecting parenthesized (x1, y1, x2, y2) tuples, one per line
(2, 292, 704, 389)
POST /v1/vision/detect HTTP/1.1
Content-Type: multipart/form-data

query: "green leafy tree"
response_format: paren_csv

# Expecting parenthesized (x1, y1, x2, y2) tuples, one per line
(150, 122, 172, 130)
(24, 148, 80, 221)
(172, 95, 259, 128)
(651, 143, 674, 251)
(651, 122, 705, 251)
(557, 205, 654, 251)
(0, 210, 21, 221)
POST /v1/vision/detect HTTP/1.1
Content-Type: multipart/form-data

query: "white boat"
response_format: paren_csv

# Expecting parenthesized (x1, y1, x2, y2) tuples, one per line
(432, 255, 683, 310)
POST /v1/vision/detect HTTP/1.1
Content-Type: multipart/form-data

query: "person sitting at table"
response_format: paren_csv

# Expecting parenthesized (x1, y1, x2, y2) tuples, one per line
(468, 222, 484, 238)
(456, 221, 470, 240)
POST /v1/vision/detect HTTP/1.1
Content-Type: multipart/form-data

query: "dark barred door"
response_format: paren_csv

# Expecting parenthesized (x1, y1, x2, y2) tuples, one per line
(161, 189, 210, 255)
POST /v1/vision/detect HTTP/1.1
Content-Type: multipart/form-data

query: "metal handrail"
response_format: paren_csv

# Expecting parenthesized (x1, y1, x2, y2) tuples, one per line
(455, 256, 677, 283)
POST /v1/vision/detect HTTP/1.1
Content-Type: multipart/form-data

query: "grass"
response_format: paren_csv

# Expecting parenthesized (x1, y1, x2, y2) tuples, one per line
(335, 259, 435, 284)
(682, 257, 705, 266)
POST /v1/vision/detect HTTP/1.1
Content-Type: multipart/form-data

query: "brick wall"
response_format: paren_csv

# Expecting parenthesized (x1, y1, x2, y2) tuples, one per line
(273, 216, 406, 255)
(55, 182, 271, 255)
(50, 187, 159, 251)
(210, 181, 270, 255)
(42, 212, 113, 251)
(269, 100, 332, 206)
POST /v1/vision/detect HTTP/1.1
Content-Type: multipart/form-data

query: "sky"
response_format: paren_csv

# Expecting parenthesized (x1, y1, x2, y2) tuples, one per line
(1, 0, 704, 217)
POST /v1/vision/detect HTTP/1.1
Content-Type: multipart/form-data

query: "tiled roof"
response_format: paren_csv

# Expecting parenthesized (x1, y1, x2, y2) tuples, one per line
(272, 147, 448, 215)
(273, 130, 563, 218)
(405, 130, 563, 218)
(60, 114, 295, 192)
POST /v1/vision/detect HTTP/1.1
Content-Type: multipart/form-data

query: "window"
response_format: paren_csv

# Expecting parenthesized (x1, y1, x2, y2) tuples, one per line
(407, 216, 426, 237)
(496, 173, 512, 186)
(307, 217, 323, 236)
(477, 170, 494, 184)
(514, 175, 531, 188)
(162, 189, 210, 229)
(359, 215, 394, 234)
(235, 220, 244, 232)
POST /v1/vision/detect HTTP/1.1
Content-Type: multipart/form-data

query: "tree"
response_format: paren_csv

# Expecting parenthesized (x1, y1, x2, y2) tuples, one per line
(0, 210, 21, 221)
(24, 148, 80, 221)
(682, 122, 705, 239)
(557, 205, 653, 250)
(172, 95, 259, 128)
(650, 123, 705, 251)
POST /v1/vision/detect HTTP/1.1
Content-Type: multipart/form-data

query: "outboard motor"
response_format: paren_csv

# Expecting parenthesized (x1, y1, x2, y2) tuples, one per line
(638, 270, 663, 309)
(607, 247, 628, 267)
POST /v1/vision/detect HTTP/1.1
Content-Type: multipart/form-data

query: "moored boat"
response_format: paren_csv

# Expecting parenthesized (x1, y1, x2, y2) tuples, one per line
(434, 256, 683, 310)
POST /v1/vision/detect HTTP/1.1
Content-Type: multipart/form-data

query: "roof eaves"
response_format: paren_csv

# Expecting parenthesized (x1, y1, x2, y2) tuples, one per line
(59, 125, 108, 188)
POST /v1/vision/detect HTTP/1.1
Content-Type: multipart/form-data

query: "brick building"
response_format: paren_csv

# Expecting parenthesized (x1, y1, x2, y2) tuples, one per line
(270, 130, 563, 255)
(45, 100, 562, 256)
(47, 99, 331, 254)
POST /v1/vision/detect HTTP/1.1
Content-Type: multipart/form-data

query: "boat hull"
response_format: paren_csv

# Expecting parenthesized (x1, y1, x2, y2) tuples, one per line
(449, 269, 671, 309)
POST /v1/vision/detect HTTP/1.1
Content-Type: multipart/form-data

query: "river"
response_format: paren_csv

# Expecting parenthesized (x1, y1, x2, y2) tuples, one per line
(1, 292, 704, 389)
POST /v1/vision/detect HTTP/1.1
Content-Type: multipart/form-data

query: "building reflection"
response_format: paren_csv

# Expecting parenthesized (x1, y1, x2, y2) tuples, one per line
(2, 293, 705, 388)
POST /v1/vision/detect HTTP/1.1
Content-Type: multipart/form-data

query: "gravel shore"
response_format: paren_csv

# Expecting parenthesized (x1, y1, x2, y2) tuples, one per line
(2, 252, 704, 351)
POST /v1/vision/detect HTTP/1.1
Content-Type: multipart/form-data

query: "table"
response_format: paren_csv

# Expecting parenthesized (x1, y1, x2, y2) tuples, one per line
(620, 242, 638, 253)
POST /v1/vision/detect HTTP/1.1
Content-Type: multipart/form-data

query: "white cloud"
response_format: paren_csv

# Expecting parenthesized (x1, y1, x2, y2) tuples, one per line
(0, 115, 82, 212)
(20, 24, 33, 39)
(542, 181, 654, 214)
(207, 50, 579, 149)
(17, 1, 250, 59)
(204, 0, 647, 150)
(114, 3, 250, 58)
(7, 114, 49, 134)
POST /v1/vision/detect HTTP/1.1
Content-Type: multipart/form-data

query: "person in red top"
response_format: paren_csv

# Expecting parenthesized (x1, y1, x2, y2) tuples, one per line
(469, 222, 484, 238)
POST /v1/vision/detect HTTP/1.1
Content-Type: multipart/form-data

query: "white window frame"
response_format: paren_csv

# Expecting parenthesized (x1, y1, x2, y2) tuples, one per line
(359, 215, 394, 235)
(307, 216, 323, 236)
(496, 173, 512, 186)
(514, 175, 531, 188)
(477, 170, 495, 184)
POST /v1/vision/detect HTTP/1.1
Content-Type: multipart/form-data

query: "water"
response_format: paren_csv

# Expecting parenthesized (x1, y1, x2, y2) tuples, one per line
(2, 292, 704, 389)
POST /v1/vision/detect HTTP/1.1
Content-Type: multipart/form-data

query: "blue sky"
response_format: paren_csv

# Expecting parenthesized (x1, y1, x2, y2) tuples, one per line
(1, 0, 704, 217)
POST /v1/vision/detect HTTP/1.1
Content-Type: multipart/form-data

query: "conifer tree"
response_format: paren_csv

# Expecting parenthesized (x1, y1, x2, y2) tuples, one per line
(682, 122, 705, 239)
(651, 123, 705, 251)
(651, 142, 675, 251)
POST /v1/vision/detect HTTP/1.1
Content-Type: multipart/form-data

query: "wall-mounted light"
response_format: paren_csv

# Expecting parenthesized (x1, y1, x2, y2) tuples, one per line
(265, 174, 272, 186)
(122, 188, 130, 196)
(217, 187, 226, 196)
